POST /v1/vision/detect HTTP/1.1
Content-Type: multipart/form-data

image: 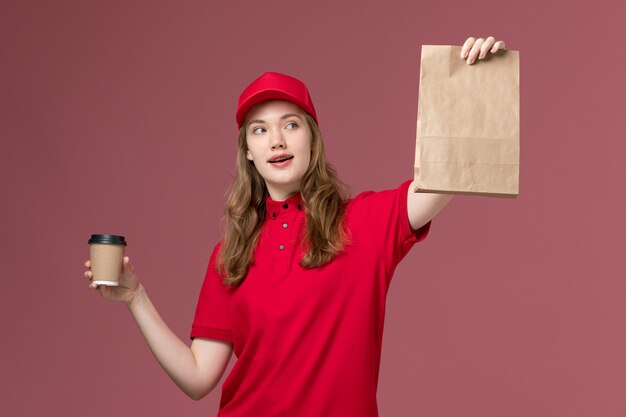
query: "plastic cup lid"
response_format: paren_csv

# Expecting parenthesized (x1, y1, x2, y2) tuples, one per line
(88, 234, 127, 246)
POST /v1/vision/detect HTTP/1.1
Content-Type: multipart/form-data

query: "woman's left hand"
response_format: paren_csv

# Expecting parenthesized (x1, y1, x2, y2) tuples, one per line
(461, 36, 506, 65)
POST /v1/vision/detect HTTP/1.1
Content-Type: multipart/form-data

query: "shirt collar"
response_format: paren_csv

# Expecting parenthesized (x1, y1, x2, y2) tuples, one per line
(265, 192, 304, 220)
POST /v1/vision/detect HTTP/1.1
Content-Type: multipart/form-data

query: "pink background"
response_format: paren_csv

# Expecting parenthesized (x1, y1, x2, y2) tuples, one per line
(2, 1, 625, 416)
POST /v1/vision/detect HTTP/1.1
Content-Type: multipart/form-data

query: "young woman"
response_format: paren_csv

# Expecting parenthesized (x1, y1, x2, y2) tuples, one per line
(84, 36, 506, 416)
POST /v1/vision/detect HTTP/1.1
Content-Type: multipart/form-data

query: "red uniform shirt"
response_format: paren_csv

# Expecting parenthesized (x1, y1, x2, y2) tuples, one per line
(191, 179, 431, 416)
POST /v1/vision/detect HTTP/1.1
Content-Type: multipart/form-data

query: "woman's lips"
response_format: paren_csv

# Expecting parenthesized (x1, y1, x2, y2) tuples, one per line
(269, 157, 293, 168)
(268, 154, 294, 167)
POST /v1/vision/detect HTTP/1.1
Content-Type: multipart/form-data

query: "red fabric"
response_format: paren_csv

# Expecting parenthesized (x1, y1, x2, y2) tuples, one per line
(191, 179, 430, 417)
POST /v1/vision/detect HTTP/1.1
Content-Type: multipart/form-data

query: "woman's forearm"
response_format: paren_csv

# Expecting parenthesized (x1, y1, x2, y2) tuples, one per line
(126, 285, 208, 399)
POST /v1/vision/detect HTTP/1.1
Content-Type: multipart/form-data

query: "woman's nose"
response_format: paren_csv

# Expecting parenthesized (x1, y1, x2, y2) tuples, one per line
(270, 130, 286, 149)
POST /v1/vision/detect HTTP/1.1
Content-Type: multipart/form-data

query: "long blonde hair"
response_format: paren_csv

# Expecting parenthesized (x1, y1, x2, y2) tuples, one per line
(216, 113, 350, 286)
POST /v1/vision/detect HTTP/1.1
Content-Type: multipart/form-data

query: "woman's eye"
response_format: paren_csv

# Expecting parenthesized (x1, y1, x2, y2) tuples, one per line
(286, 122, 298, 129)
(252, 127, 265, 134)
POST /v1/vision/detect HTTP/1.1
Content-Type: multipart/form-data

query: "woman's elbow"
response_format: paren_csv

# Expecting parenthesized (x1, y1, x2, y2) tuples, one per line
(180, 380, 215, 401)
(189, 392, 204, 401)
(187, 387, 211, 401)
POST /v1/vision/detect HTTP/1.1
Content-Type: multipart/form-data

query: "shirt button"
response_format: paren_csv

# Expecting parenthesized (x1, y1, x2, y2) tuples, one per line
(282, 223, 288, 228)
(283, 203, 288, 209)
(279, 244, 285, 250)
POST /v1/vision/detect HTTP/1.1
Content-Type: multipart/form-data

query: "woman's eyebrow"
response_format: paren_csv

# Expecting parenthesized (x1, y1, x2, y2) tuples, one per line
(248, 113, 302, 126)
(280, 113, 302, 120)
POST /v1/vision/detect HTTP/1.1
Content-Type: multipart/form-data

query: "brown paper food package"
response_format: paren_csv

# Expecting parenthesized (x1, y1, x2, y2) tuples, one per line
(414, 45, 520, 197)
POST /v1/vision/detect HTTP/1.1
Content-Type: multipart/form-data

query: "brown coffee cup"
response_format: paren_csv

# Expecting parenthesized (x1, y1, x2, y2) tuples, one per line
(88, 234, 127, 286)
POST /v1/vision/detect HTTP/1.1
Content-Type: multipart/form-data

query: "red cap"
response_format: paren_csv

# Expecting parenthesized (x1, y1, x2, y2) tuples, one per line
(236, 72, 318, 128)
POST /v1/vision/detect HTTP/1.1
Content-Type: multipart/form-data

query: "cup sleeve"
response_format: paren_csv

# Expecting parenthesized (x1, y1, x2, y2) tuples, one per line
(190, 243, 234, 344)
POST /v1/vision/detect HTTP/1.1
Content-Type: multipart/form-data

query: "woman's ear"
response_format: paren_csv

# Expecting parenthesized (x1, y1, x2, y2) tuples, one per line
(246, 149, 253, 161)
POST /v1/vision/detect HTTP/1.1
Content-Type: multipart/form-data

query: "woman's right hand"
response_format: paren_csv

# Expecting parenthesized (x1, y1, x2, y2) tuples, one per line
(84, 256, 142, 305)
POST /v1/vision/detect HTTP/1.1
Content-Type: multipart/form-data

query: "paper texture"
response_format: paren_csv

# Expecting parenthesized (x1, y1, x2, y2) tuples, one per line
(414, 45, 520, 197)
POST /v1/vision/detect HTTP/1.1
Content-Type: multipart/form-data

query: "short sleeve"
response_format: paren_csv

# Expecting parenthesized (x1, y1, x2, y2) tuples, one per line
(348, 179, 431, 270)
(394, 179, 431, 262)
(190, 243, 234, 343)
